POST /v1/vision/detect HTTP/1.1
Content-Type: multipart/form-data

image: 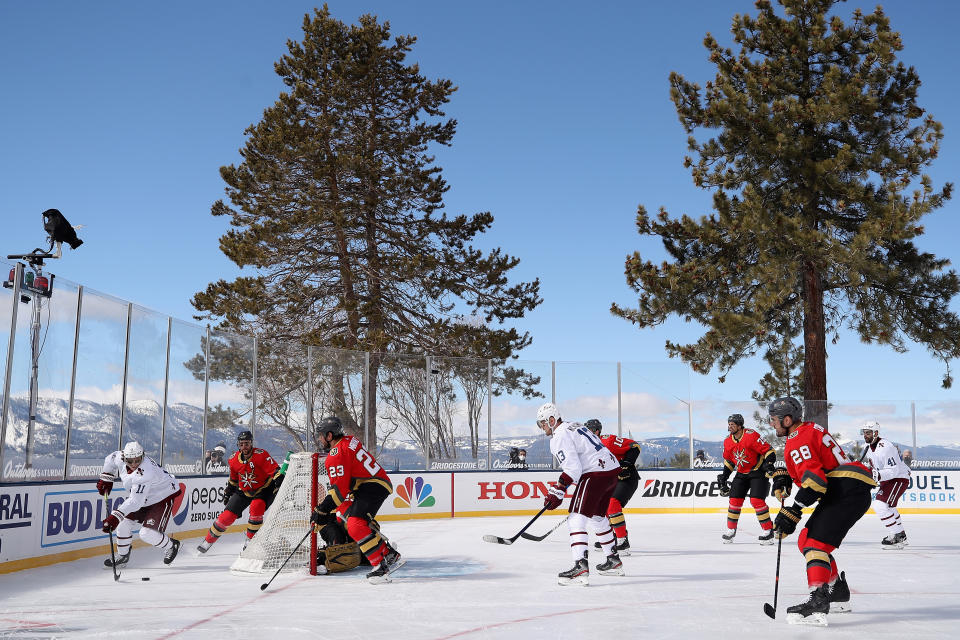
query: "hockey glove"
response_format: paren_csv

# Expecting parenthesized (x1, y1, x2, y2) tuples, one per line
(102, 510, 124, 533)
(773, 504, 803, 538)
(222, 483, 237, 505)
(770, 469, 792, 502)
(311, 508, 337, 532)
(618, 460, 633, 481)
(544, 485, 566, 510)
(271, 473, 285, 495)
(716, 473, 731, 497)
(96, 472, 115, 496)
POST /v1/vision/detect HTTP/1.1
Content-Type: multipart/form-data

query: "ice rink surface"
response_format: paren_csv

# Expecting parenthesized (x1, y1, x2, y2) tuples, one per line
(2, 513, 958, 639)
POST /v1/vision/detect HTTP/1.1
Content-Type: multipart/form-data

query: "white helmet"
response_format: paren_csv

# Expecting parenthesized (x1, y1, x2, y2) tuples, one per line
(122, 441, 145, 464)
(860, 421, 880, 443)
(536, 402, 561, 425)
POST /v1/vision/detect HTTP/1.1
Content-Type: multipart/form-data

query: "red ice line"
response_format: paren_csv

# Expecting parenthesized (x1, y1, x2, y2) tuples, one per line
(432, 605, 615, 640)
(153, 575, 311, 639)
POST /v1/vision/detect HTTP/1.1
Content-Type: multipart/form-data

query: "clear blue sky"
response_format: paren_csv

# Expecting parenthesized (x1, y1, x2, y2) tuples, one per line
(2, 0, 959, 408)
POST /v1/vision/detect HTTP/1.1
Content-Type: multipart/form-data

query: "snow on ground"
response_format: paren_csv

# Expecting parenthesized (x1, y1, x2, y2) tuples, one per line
(1, 513, 958, 639)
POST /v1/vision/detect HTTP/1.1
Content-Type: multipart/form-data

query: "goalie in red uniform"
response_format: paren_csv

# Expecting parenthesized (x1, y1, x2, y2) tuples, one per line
(586, 419, 640, 555)
(310, 416, 404, 583)
(716, 413, 777, 545)
(197, 430, 283, 554)
(768, 397, 876, 626)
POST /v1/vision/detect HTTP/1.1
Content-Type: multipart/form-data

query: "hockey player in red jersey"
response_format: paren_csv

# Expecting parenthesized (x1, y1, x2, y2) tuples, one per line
(768, 397, 876, 626)
(716, 413, 777, 545)
(309, 415, 404, 584)
(197, 430, 283, 554)
(586, 419, 640, 555)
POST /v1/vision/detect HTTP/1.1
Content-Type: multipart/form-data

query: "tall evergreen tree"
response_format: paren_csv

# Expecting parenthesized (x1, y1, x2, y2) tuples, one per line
(193, 7, 541, 447)
(613, 0, 959, 423)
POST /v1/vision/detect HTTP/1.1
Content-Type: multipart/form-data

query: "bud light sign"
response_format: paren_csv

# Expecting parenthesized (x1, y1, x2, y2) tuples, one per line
(41, 489, 131, 548)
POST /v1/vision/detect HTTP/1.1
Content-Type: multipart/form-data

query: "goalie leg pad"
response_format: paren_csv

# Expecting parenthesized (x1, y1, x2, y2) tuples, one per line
(322, 542, 362, 573)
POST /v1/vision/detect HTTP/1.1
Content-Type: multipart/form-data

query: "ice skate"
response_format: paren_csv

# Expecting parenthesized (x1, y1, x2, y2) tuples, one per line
(786, 584, 830, 626)
(163, 538, 181, 565)
(882, 531, 907, 550)
(104, 550, 130, 569)
(366, 548, 405, 584)
(558, 557, 589, 586)
(828, 571, 851, 613)
(758, 530, 775, 545)
(722, 528, 736, 543)
(596, 552, 624, 576)
(615, 536, 631, 556)
(196, 539, 212, 555)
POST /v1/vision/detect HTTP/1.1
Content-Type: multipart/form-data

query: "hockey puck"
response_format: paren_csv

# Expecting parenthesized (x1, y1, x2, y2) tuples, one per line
(141, 577, 150, 581)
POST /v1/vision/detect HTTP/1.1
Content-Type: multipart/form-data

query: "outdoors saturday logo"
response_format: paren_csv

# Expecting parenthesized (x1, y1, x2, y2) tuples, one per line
(393, 477, 435, 508)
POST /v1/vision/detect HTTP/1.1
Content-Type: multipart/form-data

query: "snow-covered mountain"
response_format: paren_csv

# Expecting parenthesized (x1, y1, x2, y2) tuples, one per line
(3, 396, 958, 478)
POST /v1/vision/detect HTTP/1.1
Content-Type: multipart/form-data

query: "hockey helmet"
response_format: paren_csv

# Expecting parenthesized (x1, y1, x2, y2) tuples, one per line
(122, 441, 144, 466)
(585, 418, 602, 435)
(727, 413, 744, 428)
(860, 421, 880, 444)
(237, 430, 253, 446)
(768, 397, 803, 423)
(536, 402, 561, 426)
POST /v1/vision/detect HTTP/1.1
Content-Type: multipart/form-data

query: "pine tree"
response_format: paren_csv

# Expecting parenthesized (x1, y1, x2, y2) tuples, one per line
(613, 0, 959, 424)
(192, 7, 541, 448)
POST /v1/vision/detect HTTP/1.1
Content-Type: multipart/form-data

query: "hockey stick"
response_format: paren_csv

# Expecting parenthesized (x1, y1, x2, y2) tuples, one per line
(482, 506, 549, 545)
(520, 515, 569, 542)
(107, 529, 121, 582)
(260, 529, 312, 591)
(763, 499, 785, 619)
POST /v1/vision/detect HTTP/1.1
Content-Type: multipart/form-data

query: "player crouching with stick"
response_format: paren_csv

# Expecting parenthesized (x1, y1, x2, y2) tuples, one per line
(309, 416, 404, 584)
(536, 403, 624, 586)
(98, 442, 183, 568)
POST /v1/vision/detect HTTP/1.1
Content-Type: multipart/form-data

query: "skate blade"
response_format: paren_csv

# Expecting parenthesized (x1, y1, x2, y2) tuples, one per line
(367, 573, 392, 584)
(558, 575, 589, 586)
(386, 557, 407, 575)
(787, 612, 828, 626)
(829, 603, 851, 614)
(617, 549, 631, 556)
(597, 567, 625, 576)
(759, 539, 775, 546)
(722, 539, 734, 544)
(882, 543, 906, 550)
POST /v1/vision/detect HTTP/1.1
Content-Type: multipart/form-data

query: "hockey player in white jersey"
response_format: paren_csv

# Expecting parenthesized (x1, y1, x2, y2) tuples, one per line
(860, 423, 911, 549)
(536, 402, 623, 586)
(97, 442, 182, 567)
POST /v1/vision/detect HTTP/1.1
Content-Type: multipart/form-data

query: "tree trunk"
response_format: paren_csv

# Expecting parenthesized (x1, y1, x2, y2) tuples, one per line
(801, 259, 828, 428)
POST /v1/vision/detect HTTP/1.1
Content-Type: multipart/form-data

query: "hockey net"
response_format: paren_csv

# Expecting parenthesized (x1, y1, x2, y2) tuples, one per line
(230, 452, 323, 576)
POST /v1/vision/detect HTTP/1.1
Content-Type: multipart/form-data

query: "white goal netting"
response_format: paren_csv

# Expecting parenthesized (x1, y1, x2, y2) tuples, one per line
(230, 452, 323, 576)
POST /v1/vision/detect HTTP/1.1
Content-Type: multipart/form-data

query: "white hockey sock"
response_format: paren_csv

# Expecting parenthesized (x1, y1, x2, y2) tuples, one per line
(567, 513, 590, 562)
(589, 515, 615, 555)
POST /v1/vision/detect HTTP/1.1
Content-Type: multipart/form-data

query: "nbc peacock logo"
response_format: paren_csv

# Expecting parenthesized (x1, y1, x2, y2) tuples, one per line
(393, 476, 435, 508)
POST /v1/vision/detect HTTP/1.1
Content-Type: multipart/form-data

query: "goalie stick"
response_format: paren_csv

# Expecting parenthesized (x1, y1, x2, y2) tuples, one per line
(482, 506, 548, 545)
(260, 529, 311, 592)
(520, 515, 569, 542)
